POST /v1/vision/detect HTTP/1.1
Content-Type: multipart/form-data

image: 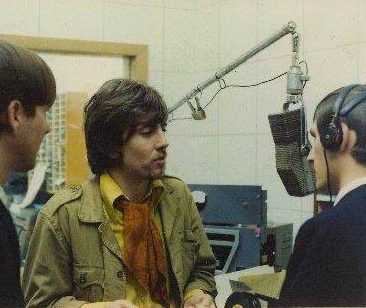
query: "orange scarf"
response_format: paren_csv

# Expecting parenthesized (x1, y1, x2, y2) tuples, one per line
(118, 197, 169, 307)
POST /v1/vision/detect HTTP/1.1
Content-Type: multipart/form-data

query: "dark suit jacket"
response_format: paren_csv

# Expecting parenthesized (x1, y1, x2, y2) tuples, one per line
(0, 201, 24, 307)
(279, 184, 366, 307)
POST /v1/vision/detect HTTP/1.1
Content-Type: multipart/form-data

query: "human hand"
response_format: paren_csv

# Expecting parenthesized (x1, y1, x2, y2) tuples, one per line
(183, 293, 216, 308)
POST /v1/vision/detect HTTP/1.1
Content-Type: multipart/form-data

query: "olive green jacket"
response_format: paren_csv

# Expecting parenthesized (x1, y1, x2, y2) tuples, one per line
(22, 177, 216, 307)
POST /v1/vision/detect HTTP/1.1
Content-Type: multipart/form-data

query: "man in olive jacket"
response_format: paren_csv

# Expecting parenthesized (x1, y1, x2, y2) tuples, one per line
(23, 79, 217, 308)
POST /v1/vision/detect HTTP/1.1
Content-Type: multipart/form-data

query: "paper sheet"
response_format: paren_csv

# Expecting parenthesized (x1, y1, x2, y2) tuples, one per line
(234, 270, 286, 299)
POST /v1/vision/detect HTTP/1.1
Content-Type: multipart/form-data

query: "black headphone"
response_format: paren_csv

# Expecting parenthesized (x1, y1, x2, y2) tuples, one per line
(321, 84, 366, 151)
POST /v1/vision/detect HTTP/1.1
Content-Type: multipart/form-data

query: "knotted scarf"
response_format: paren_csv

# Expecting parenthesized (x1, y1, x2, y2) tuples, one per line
(117, 197, 169, 307)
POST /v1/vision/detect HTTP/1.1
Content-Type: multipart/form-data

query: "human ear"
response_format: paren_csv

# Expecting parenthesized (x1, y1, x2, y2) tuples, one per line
(109, 152, 119, 159)
(109, 148, 122, 159)
(6, 100, 26, 132)
(339, 122, 356, 152)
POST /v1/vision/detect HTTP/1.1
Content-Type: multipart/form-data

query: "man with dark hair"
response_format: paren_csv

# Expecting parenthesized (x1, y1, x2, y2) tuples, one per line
(23, 79, 217, 308)
(0, 40, 56, 307)
(279, 84, 366, 306)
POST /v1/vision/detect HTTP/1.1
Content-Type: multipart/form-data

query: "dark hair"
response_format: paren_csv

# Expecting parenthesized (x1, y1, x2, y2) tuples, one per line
(314, 84, 366, 164)
(0, 41, 56, 119)
(84, 78, 168, 176)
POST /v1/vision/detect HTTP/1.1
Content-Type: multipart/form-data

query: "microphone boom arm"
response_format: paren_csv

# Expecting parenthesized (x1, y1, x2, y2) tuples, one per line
(168, 21, 298, 114)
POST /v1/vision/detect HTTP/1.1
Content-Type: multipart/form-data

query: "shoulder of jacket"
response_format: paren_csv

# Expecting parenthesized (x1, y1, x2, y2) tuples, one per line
(162, 175, 193, 197)
(162, 175, 186, 187)
(42, 184, 83, 217)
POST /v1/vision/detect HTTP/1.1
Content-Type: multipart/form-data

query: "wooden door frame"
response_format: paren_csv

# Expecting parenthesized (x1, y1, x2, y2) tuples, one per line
(0, 34, 148, 83)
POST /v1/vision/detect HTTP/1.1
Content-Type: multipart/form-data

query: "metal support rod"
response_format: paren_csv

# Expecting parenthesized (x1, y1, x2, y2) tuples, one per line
(168, 21, 297, 114)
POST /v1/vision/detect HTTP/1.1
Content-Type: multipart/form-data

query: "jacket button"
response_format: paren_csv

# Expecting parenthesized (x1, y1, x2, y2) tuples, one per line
(116, 270, 124, 279)
(79, 273, 87, 284)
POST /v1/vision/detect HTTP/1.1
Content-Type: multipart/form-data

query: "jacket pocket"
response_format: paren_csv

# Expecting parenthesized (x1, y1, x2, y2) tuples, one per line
(181, 230, 198, 283)
(73, 266, 104, 302)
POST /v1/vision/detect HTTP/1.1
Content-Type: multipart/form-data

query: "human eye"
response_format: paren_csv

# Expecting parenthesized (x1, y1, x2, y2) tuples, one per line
(161, 123, 167, 132)
(308, 131, 314, 143)
(139, 126, 153, 135)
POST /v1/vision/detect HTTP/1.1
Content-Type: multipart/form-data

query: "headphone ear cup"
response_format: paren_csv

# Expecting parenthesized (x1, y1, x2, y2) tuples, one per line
(321, 122, 343, 151)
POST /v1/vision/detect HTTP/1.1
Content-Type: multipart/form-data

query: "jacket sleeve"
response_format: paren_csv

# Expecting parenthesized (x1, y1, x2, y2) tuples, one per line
(22, 210, 88, 308)
(182, 183, 217, 298)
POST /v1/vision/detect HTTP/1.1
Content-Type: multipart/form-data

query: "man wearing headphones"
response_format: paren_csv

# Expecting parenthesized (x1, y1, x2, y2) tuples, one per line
(278, 84, 366, 306)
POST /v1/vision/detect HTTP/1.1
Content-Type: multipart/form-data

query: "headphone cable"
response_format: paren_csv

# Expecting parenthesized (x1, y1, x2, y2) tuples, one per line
(323, 148, 333, 204)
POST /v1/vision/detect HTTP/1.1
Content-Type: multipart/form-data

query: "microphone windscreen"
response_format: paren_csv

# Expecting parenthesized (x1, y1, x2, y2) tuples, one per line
(268, 108, 316, 197)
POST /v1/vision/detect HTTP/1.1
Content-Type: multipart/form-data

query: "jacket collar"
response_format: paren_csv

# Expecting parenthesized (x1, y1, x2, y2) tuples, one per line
(78, 177, 181, 230)
(78, 178, 105, 223)
(78, 178, 123, 261)
(159, 178, 180, 241)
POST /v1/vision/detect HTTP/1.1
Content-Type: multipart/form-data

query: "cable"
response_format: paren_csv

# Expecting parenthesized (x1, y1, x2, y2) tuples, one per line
(226, 71, 287, 89)
(169, 71, 288, 122)
(167, 115, 193, 123)
(299, 60, 308, 76)
(323, 148, 333, 203)
(203, 71, 287, 110)
(299, 60, 308, 89)
(203, 87, 223, 109)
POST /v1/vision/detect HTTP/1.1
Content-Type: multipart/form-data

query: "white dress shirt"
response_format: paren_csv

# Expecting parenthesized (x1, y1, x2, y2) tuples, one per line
(333, 176, 366, 206)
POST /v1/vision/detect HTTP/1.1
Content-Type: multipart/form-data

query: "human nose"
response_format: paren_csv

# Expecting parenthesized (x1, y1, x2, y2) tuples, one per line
(307, 146, 314, 162)
(45, 120, 50, 135)
(156, 127, 169, 149)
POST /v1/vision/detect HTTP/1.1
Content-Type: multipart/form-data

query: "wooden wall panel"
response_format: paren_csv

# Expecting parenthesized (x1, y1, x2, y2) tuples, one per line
(65, 92, 89, 185)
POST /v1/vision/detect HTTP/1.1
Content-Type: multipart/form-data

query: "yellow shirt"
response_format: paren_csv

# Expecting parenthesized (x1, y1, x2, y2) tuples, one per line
(100, 173, 167, 307)
(100, 174, 204, 307)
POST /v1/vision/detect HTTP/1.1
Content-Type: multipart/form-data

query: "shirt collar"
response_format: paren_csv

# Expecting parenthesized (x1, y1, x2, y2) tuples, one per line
(333, 176, 366, 206)
(100, 173, 164, 212)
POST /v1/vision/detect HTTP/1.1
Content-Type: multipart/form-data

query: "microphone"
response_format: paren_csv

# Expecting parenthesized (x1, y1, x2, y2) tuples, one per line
(268, 106, 315, 196)
(268, 36, 315, 197)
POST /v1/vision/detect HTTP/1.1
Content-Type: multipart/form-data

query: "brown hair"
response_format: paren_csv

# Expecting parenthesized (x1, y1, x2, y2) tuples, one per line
(84, 78, 168, 176)
(0, 41, 56, 119)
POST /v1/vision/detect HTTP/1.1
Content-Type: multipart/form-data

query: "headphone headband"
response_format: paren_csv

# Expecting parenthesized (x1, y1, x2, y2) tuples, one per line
(339, 90, 366, 117)
(332, 84, 358, 118)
